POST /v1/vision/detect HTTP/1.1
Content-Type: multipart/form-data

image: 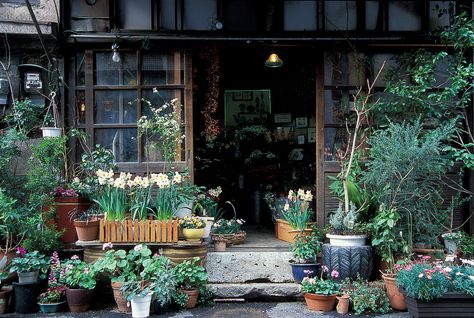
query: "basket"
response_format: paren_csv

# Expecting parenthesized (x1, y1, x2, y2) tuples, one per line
(211, 231, 246, 246)
(210, 201, 246, 246)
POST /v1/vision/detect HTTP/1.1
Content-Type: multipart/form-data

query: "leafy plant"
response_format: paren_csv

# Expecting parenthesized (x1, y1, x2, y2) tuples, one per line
(300, 266, 341, 296)
(290, 227, 322, 263)
(2, 249, 49, 276)
(38, 251, 66, 304)
(211, 218, 245, 235)
(328, 202, 366, 235)
(60, 256, 97, 290)
(6, 98, 47, 135)
(172, 257, 207, 290)
(369, 204, 409, 274)
(279, 189, 314, 230)
(22, 213, 63, 255)
(342, 277, 390, 315)
(94, 170, 129, 221)
(459, 233, 474, 258)
(0, 188, 26, 253)
(397, 263, 451, 301)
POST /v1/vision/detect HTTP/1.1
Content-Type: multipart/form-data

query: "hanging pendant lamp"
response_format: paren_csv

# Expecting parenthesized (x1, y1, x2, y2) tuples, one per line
(265, 53, 283, 68)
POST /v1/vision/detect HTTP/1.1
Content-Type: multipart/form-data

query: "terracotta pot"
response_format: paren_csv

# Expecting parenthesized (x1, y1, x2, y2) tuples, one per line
(180, 289, 199, 309)
(74, 218, 100, 241)
(66, 288, 94, 312)
(336, 294, 350, 314)
(214, 240, 227, 252)
(111, 281, 130, 313)
(382, 274, 407, 311)
(182, 228, 204, 242)
(54, 197, 92, 245)
(304, 293, 337, 311)
(275, 219, 314, 243)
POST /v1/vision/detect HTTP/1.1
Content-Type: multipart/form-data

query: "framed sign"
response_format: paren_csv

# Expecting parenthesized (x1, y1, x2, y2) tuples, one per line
(224, 89, 271, 127)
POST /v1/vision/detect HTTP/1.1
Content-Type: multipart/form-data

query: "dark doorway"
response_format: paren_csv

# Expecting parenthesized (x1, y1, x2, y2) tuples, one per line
(194, 45, 316, 227)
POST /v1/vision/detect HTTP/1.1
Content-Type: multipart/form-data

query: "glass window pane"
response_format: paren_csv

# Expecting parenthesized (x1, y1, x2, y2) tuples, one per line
(284, 0, 317, 31)
(76, 52, 85, 86)
(76, 90, 86, 125)
(95, 128, 138, 162)
(369, 53, 398, 87)
(183, 0, 217, 30)
(324, 90, 357, 125)
(429, 1, 454, 30)
(142, 52, 184, 85)
(141, 89, 184, 117)
(324, 128, 349, 162)
(324, 52, 365, 86)
(95, 90, 137, 124)
(366, 1, 382, 31)
(159, 0, 177, 30)
(117, 0, 152, 30)
(95, 52, 137, 86)
(325, 1, 357, 31)
(388, 1, 421, 31)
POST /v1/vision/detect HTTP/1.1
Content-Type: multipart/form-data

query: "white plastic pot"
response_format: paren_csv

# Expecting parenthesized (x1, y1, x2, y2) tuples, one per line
(131, 293, 153, 318)
(41, 127, 62, 138)
(18, 270, 39, 284)
(326, 233, 367, 247)
(199, 216, 214, 239)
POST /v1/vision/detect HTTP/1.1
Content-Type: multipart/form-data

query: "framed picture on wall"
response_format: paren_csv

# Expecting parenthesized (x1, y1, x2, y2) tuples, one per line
(295, 117, 308, 128)
(224, 89, 271, 127)
(297, 135, 305, 145)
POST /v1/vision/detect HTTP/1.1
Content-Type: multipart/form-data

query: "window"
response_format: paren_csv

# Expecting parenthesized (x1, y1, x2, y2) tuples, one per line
(72, 50, 192, 173)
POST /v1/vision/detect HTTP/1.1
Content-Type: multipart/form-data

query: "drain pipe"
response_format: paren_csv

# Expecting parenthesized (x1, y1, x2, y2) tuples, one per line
(24, 0, 52, 65)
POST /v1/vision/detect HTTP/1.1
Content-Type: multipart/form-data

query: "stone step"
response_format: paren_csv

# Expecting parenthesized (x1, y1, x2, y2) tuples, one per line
(206, 251, 294, 284)
(206, 250, 300, 299)
(208, 283, 301, 300)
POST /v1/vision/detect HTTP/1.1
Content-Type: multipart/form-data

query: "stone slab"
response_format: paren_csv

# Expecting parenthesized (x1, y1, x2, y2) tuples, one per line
(206, 251, 294, 283)
(208, 283, 301, 299)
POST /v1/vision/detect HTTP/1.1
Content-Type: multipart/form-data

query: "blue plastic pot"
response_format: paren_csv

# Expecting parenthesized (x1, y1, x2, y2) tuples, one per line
(289, 262, 320, 283)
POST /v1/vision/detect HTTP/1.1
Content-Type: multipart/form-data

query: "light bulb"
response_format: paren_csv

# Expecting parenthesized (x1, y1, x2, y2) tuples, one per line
(112, 51, 121, 63)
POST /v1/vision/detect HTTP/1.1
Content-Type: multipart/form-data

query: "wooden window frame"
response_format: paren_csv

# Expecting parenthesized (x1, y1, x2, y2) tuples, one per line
(70, 49, 193, 178)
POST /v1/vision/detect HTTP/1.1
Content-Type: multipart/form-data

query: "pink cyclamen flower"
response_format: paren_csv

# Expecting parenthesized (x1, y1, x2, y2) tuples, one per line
(16, 246, 27, 256)
(83, 267, 89, 275)
(102, 242, 113, 250)
(134, 244, 143, 251)
(331, 270, 339, 278)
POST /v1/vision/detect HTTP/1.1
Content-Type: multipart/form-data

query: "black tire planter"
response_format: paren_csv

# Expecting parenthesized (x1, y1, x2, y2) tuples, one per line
(321, 244, 373, 280)
(405, 292, 474, 318)
(13, 282, 42, 314)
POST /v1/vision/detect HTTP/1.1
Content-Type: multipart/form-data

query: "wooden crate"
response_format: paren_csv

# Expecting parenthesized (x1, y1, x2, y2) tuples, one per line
(99, 219, 179, 243)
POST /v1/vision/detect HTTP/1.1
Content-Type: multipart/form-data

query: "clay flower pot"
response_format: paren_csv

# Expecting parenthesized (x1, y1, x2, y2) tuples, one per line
(111, 281, 130, 313)
(303, 293, 337, 312)
(382, 274, 406, 311)
(0, 286, 12, 314)
(336, 294, 350, 314)
(180, 289, 199, 309)
(74, 218, 100, 241)
(214, 240, 227, 252)
(66, 288, 94, 312)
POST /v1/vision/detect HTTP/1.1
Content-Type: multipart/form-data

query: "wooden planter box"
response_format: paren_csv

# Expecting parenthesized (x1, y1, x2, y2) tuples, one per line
(99, 219, 179, 243)
(405, 292, 474, 318)
(275, 219, 313, 243)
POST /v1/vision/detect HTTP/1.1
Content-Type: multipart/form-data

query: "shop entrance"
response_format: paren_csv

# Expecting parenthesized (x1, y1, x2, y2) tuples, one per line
(194, 46, 317, 231)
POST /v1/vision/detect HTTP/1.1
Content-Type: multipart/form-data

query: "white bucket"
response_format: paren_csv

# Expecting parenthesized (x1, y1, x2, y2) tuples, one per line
(199, 216, 214, 239)
(131, 293, 152, 318)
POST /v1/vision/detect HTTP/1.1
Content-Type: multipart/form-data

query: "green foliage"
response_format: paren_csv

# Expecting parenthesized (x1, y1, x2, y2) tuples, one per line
(363, 120, 453, 246)
(60, 257, 97, 290)
(0, 188, 27, 250)
(300, 276, 341, 296)
(328, 202, 365, 235)
(172, 257, 208, 290)
(172, 292, 189, 309)
(211, 218, 244, 235)
(22, 222, 63, 256)
(279, 189, 314, 230)
(369, 205, 409, 273)
(459, 233, 474, 258)
(342, 277, 390, 315)
(450, 265, 474, 296)
(197, 286, 214, 306)
(4, 250, 49, 275)
(6, 99, 47, 135)
(290, 227, 322, 263)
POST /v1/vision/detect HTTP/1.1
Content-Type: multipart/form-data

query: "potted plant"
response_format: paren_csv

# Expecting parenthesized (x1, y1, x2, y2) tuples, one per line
(0, 285, 12, 315)
(40, 91, 62, 138)
(341, 277, 391, 315)
(179, 216, 206, 242)
(211, 218, 246, 246)
(441, 231, 463, 255)
(275, 188, 314, 243)
(51, 185, 92, 245)
(70, 206, 100, 241)
(37, 251, 66, 313)
(369, 205, 409, 311)
(289, 227, 322, 283)
(60, 255, 97, 312)
(397, 259, 474, 317)
(172, 257, 208, 309)
(327, 201, 367, 247)
(194, 186, 224, 239)
(1, 248, 49, 284)
(301, 265, 341, 312)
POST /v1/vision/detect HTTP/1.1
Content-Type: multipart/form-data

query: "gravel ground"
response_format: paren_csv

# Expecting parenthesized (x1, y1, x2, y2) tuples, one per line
(4, 302, 410, 318)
